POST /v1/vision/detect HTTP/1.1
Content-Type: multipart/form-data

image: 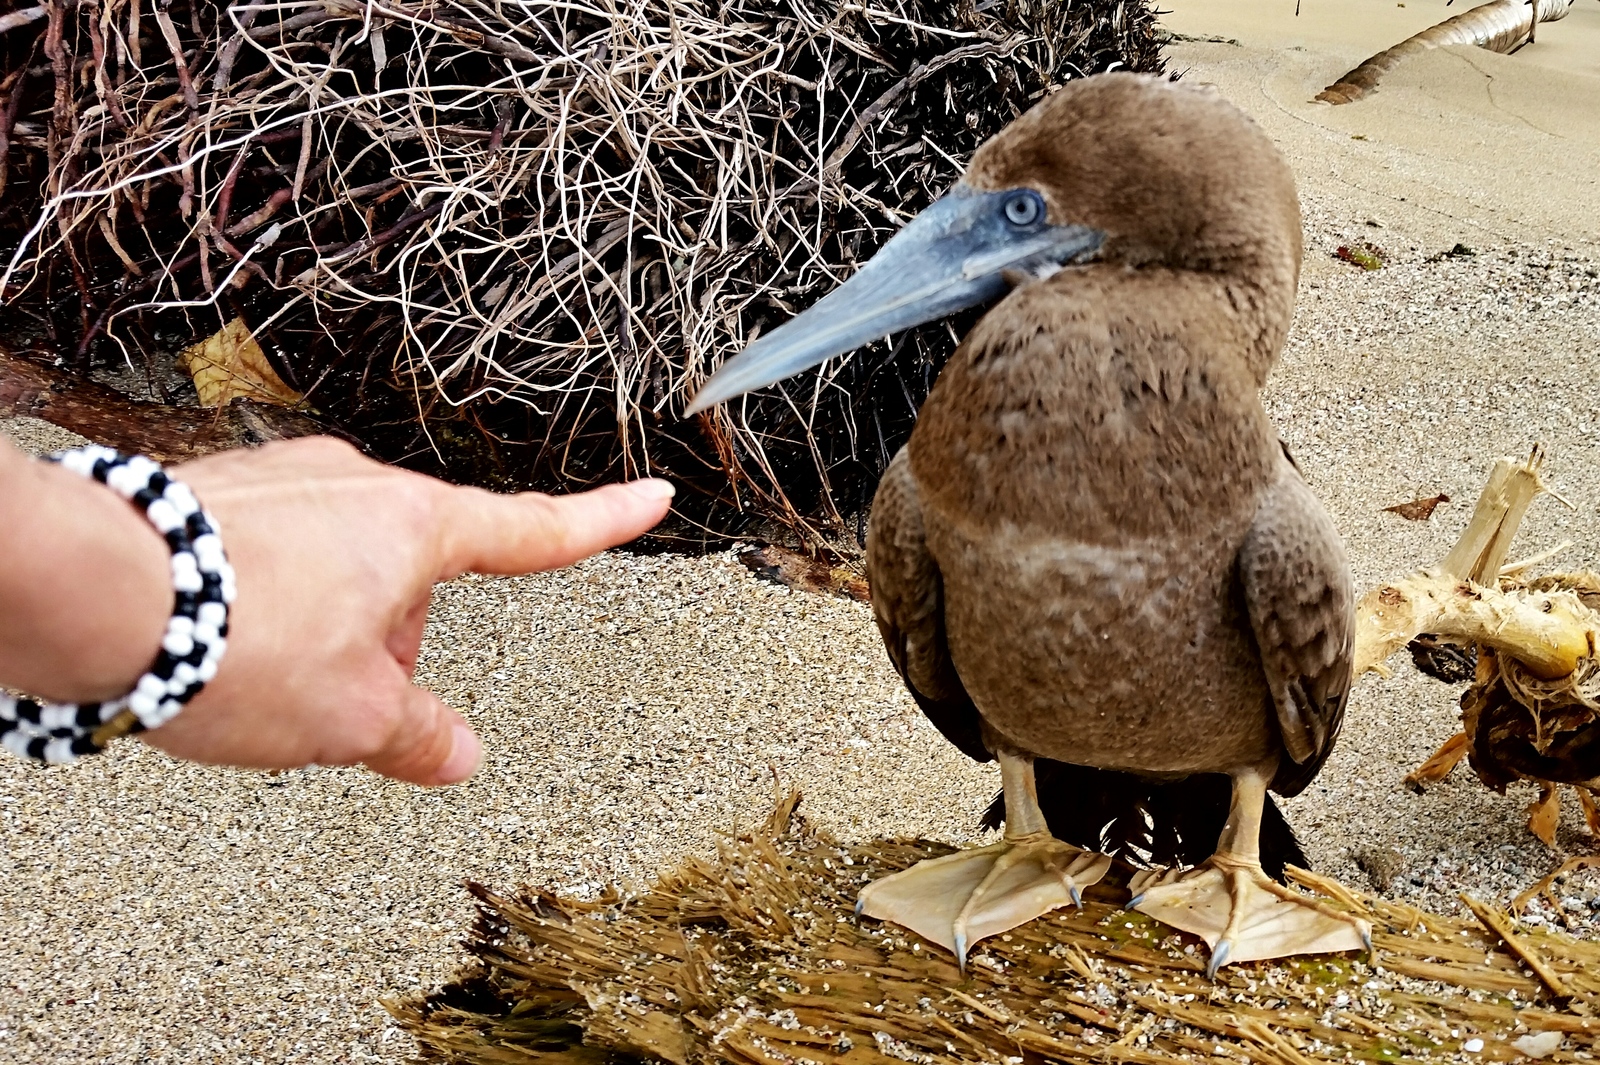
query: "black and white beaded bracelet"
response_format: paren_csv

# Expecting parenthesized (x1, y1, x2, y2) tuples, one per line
(0, 446, 235, 764)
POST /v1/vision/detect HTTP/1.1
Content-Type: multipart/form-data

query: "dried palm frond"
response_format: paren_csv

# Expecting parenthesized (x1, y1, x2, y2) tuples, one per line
(390, 794, 1600, 1065)
(1317, 0, 1575, 105)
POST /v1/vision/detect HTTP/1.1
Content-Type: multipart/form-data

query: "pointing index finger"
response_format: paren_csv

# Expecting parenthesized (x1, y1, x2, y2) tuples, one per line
(441, 479, 674, 578)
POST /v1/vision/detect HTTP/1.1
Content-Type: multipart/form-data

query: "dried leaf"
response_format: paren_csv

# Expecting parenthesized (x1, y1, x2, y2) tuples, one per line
(1384, 493, 1449, 521)
(179, 318, 302, 408)
(1527, 785, 1561, 848)
(1336, 242, 1387, 271)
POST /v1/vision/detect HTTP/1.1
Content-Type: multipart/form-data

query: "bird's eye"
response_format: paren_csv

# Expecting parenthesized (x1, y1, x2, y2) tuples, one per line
(1002, 191, 1044, 228)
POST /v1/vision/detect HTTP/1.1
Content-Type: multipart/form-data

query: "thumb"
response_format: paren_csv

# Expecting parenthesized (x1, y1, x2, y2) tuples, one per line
(363, 685, 483, 786)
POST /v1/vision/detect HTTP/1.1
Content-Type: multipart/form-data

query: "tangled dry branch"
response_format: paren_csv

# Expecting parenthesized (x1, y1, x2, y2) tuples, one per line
(0, 0, 1162, 542)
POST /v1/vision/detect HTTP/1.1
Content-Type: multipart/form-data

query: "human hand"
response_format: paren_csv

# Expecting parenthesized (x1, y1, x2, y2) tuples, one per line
(139, 437, 673, 785)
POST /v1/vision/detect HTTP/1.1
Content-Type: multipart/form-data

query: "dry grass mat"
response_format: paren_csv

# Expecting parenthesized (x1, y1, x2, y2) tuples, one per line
(390, 794, 1600, 1064)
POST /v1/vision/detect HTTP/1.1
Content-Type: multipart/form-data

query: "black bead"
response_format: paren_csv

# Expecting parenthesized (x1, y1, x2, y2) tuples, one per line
(182, 645, 206, 667)
(25, 736, 47, 760)
(173, 592, 201, 618)
(218, 621, 230, 638)
(70, 735, 102, 756)
(148, 471, 171, 495)
(50, 726, 75, 738)
(150, 652, 177, 681)
(75, 704, 104, 728)
(15, 699, 41, 724)
(200, 572, 224, 597)
(187, 513, 213, 539)
(91, 458, 114, 482)
(128, 719, 147, 735)
(132, 487, 160, 509)
(164, 528, 190, 552)
(176, 683, 202, 705)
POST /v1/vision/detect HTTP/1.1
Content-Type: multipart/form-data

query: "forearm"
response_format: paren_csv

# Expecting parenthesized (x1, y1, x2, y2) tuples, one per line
(0, 435, 170, 703)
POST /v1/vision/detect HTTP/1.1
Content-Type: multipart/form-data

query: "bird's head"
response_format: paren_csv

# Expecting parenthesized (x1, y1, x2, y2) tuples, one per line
(685, 73, 1301, 415)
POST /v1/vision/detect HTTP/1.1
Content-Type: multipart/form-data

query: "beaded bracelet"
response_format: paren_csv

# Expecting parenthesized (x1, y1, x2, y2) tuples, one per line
(0, 447, 235, 764)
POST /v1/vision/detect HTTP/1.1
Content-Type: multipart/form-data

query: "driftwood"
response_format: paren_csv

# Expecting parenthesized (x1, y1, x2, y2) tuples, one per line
(1317, 0, 1575, 104)
(392, 794, 1600, 1065)
(0, 348, 330, 461)
(1355, 450, 1600, 871)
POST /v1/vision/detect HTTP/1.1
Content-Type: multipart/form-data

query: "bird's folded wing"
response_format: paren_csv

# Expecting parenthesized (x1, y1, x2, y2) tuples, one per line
(866, 449, 992, 764)
(1237, 457, 1356, 796)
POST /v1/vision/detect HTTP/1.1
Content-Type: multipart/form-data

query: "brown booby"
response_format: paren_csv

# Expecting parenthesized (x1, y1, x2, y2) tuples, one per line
(687, 73, 1370, 976)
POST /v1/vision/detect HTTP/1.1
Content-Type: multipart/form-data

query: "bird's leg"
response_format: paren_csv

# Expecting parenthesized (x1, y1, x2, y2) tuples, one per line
(856, 750, 1111, 969)
(1130, 766, 1371, 978)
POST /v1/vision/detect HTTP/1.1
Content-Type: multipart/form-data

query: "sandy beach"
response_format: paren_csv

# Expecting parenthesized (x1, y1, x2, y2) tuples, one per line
(4, 6, 1600, 1061)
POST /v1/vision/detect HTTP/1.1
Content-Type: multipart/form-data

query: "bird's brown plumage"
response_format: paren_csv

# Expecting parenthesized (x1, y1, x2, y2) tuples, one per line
(688, 71, 1365, 968)
(866, 73, 1352, 834)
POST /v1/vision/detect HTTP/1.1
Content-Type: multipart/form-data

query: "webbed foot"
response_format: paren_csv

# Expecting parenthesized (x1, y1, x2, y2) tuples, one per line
(1131, 855, 1371, 978)
(857, 836, 1111, 968)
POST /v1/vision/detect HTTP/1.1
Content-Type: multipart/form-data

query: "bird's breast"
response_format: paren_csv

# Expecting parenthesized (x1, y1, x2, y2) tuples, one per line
(924, 516, 1278, 774)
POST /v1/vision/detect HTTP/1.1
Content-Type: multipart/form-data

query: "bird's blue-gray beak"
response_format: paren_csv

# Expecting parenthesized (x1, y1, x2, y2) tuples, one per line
(684, 186, 1104, 415)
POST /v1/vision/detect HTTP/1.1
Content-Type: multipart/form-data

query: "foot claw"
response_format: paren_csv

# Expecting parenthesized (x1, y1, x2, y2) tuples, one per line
(1206, 939, 1232, 980)
(1128, 891, 1145, 907)
(854, 896, 865, 918)
(1070, 885, 1082, 907)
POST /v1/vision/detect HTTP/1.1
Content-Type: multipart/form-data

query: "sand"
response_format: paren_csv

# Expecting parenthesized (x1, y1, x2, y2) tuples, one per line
(4, 12, 1600, 1062)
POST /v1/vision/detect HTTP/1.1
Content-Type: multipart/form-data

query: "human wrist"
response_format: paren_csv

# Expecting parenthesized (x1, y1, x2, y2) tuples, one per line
(0, 439, 171, 703)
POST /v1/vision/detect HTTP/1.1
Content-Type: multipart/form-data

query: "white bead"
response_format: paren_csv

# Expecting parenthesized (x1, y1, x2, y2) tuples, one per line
(106, 464, 141, 497)
(193, 622, 219, 646)
(162, 631, 195, 658)
(0, 694, 15, 721)
(128, 691, 159, 720)
(124, 455, 160, 482)
(98, 701, 124, 723)
(136, 674, 168, 700)
(3, 731, 33, 759)
(164, 483, 199, 516)
(59, 449, 95, 476)
(197, 601, 227, 628)
(40, 704, 75, 730)
(197, 658, 219, 682)
(43, 737, 77, 765)
(173, 570, 203, 594)
(206, 637, 228, 662)
(146, 499, 183, 532)
(166, 615, 195, 637)
(154, 699, 182, 726)
(170, 551, 199, 574)
(221, 573, 238, 603)
(166, 675, 187, 696)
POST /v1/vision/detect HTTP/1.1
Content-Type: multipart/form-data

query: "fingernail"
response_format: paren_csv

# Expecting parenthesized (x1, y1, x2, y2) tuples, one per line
(624, 478, 675, 501)
(437, 723, 483, 784)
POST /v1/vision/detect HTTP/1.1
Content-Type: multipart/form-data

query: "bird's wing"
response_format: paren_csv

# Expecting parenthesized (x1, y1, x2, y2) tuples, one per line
(866, 449, 991, 763)
(1238, 458, 1355, 798)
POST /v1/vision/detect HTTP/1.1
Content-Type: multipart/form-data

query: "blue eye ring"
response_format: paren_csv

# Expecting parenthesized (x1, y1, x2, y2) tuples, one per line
(1002, 190, 1045, 228)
